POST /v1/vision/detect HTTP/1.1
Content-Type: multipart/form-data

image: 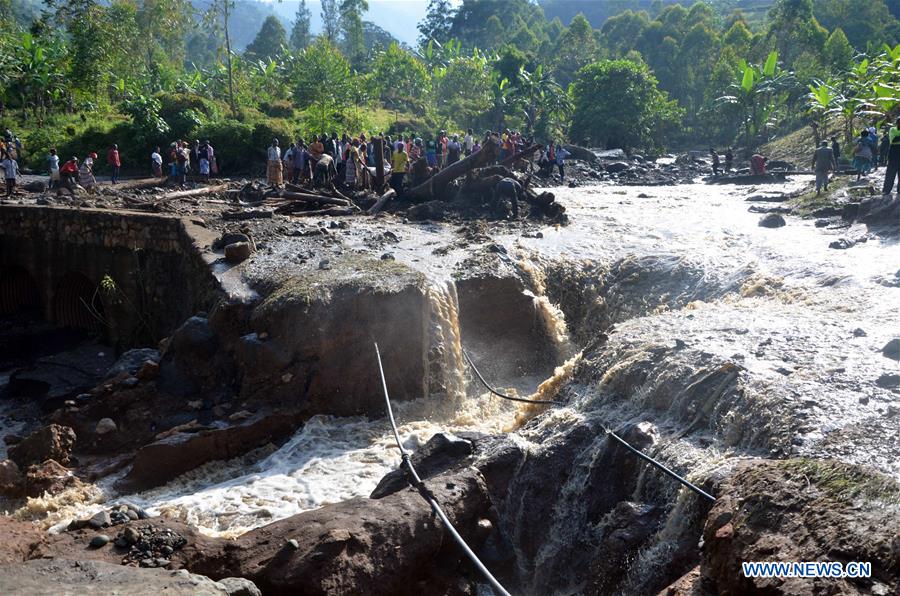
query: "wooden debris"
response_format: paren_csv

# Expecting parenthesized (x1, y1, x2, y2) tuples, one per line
(222, 210, 274, 220)
(406, 137, 500, 200)
(367, 189, 396, 216)
(154, 183, 229, 202)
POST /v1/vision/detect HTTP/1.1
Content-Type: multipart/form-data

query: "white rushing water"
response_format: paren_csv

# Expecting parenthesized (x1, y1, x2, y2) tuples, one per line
(15, 178, 900, 537)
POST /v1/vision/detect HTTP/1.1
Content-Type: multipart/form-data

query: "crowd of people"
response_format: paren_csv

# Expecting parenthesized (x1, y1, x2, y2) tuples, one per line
(262, 128, 573, 195)
(4, 118, 898, 202)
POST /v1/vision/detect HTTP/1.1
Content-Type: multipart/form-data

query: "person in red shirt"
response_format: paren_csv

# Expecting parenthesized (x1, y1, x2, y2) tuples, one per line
(106, 144, 121, 184)
(58, 157, 79, 191)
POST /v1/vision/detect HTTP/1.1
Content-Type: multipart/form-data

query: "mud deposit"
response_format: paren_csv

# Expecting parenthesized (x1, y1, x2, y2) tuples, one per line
(1, 178, 898, 595)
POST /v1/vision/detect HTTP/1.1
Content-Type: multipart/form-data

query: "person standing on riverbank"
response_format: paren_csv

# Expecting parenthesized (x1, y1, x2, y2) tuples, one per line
(151, 147, 163, 177)
(813, 140, 836, 195)
(106, 144, 121, 184)
(725, 148, 734, 173)
(882, 118, 900, 196)
(48, 148, 60, 189)
(710, 148, 721, 176)
(2, 151, 19, 196)
(267, 139, 283, 187)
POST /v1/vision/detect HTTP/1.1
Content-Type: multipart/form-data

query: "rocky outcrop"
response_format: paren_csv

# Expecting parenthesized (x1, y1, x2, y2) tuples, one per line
(0, 559, 260, 596)
(193, 467, 494, 596)
(8, 424, 76, 469)
(23, 459, 83, 497)
(247, 259, 430, 416)
(120, 413, 304, 491)
(702, 459, 900, 595)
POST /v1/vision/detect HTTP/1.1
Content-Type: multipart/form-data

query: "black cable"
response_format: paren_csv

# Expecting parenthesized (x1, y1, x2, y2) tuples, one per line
(463, 349, 565, 406)
(465, 351, 715, 502)
(374, 343, 512, 596)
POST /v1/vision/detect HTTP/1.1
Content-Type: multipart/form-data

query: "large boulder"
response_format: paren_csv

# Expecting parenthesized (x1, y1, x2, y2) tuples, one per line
(247, 259, 429, 416)
(23, 459, 82, 497)
(0, 559, 260, 596)
(8, 424, 76, 469)
(105, 348, 160, 379)
(120, 413, 303, 491)
(370, 432, 473, 498)
(0, 459, 23, 497)
(758, 213, 786, 228)
(192, 467, 495, 596)
(702, 459, 900, 595)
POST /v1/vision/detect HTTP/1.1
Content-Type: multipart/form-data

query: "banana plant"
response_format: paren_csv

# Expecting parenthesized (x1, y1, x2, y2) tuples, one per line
(806, 80, 840, 139)
(716, 51, 794, 148)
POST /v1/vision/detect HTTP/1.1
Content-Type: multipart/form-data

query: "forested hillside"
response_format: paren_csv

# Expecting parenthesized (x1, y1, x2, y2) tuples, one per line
(0, 0, 897, 172)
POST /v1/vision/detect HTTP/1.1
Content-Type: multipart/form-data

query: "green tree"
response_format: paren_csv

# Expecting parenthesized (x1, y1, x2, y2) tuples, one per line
(553, 14, 600, 88)
(340, 0, 368, 69)
(418, 0, 453, 47)
(570, 58, 683, 150)
(823, 28, 854, 71)
(766, 0, 828, 64)
(245, 16, 288, 62)
(321, 0, 341, 44)
(290, 38, 353, 130)
(290, 0, 312, 50)
(370, 42, 429, 113)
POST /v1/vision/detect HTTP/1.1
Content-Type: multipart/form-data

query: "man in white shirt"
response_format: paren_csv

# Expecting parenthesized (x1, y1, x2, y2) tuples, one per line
(267, 139, 283, 187)
(48, 148, 60, 188)
(151, 147, 163, 177)
(464, 128, 474, 156)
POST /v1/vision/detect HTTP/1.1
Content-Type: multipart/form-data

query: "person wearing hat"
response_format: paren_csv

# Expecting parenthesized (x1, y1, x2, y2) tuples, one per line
(79, 152, 98, 191)
(267, 138, 283, 187)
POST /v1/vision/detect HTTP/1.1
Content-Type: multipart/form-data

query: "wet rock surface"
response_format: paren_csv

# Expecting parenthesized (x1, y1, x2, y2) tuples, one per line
(702, 459, 900, 595)
(0, 559, 261, 595)
(8, 424, 76, 469)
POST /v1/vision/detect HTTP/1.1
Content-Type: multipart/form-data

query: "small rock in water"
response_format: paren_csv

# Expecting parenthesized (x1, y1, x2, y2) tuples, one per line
(286, 538, 299, 550)
(95, 418, 117, 435)
(829, 238, 855, 250)
(89, 510, 111, 529)
(882, 338, 900, 360)
(380, 252, 394, 260)
(758, 213, 786, 228)
(318, 259, 331, 270)
(90, 534, 110, 548)
(853, 328, 867, 337)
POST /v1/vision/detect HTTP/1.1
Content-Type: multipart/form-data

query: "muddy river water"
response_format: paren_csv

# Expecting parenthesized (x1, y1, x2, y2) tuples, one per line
(13, 180, 899, 548)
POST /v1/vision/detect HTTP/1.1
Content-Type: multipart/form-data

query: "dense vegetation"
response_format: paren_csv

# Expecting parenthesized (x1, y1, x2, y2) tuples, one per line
(0, 0, 898, 172)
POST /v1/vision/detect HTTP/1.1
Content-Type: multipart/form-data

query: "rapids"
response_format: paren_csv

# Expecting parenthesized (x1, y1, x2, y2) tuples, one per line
(9, 181, 899, 592)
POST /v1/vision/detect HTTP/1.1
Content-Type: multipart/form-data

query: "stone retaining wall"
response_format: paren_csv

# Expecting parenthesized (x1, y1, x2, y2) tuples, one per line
(0, 205, 221, 347)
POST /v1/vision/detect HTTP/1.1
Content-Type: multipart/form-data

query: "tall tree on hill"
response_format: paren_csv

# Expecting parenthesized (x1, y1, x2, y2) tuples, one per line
(766, 0, 828, 64)
(245, 15, 287, 61)
(321, 0, 341, 44)
(418, 0, 453, 47)
(290, 0, 312, 50)
(340, 0, 368, 69)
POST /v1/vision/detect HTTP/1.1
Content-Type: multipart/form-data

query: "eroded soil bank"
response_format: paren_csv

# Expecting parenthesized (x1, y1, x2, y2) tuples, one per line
(0, 163, 898, 595)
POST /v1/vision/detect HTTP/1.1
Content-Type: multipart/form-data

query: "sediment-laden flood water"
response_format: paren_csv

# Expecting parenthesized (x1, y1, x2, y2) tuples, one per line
(12, 180, 899, 551)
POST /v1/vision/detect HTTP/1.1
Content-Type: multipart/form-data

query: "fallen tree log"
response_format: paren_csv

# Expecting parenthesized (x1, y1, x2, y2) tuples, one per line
(154, 183, 229, 202)
(498, 144, 541, 168)
(367, 189, 396, 216)
(406, 137, 500, 200)
(222, 210, 274, 221)
(285, 206, 355, 217)
(272, 191, 350, 206)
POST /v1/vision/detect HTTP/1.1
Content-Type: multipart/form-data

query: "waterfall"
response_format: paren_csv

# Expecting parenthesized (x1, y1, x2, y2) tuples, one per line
(426, 280, 468, 402)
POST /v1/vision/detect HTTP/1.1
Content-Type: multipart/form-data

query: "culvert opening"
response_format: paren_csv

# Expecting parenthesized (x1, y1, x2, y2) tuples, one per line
(52, 272, 105, 335)
(0, 266, 41, 316)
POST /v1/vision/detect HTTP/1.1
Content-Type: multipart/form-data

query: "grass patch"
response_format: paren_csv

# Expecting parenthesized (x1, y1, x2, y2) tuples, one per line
(781, 459, 900, 505)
